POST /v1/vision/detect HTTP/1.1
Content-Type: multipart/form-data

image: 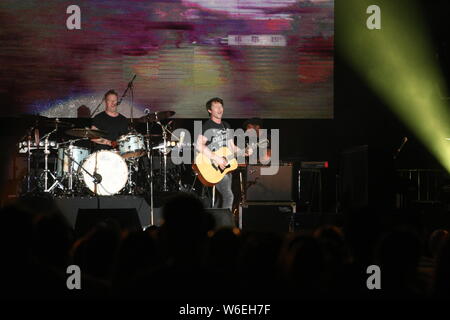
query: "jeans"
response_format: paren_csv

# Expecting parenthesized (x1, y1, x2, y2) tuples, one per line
(214, 173, 233, 210)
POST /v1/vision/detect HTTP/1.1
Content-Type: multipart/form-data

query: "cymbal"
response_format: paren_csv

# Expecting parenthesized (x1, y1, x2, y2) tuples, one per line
(65, 128, 108, 139)
(42, 118, 75, 128)
(136, 111, 175, 123)
(19, 114, 74, 128)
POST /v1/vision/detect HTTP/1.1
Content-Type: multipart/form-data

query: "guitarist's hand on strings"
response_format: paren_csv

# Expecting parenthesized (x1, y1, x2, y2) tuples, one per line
(214, 155, 228, 170)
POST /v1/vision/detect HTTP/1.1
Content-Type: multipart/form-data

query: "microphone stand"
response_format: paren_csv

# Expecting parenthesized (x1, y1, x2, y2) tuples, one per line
(25, 125, 35, 193)
(43, 125, 64, 193)
(117, 74, 137, 129)
(144, 112, 155, 226)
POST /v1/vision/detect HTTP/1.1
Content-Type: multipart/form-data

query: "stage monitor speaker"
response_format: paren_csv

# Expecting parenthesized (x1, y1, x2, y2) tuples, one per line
(54, 196, 160, 229)
(205, 208, 235, 229)
(75, 208, 142, 237)
(239, 202, 296, 233)
(246, 163, 293, 201)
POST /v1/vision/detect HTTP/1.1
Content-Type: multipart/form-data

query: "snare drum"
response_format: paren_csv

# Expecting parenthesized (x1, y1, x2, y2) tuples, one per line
(57, 146, 90, 177)
(79, 150, 128, 195)
(117, 133, 146, 159)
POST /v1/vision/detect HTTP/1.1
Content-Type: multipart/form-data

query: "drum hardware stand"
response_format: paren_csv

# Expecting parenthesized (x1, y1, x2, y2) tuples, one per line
(154, 115, 182, 192)
(22, 123, 40, 194)
(25, 127, 34, 193)
(42, 127, 65, 193)
(59, 138, 89, 195)
(62, 145, 103, 196)
(125, 159, 138, 194)
(182, 171, 198, 193)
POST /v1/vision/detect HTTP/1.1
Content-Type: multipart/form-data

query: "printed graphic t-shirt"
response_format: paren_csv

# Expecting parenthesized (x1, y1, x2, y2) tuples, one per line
(202, 119, 232, 152)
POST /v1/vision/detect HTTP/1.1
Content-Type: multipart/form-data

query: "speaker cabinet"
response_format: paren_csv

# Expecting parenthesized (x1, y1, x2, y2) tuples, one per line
(239, 201, 296, 233)
(298, 168, 324, 213)
(246, 163, 293, 201)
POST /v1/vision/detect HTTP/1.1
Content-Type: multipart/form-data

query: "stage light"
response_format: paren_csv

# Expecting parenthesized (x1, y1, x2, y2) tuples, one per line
(338, 0, 450, 172)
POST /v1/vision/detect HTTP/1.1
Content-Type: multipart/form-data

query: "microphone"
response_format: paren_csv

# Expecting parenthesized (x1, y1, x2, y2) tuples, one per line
(398, 136, 408, 152)
(394, 137, 408, 159)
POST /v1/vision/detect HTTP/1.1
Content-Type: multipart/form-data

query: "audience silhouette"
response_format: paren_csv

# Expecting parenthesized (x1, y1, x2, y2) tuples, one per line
(1, 193, 450, 300)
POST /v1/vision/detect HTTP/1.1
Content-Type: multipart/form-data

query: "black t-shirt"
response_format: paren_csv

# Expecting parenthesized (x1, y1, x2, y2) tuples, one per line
(92, 111, 129, 150)
(202, 119, 231, 151)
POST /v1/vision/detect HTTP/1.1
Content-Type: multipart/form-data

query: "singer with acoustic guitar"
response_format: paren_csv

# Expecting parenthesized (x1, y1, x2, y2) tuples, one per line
(194, 97, 253, 210)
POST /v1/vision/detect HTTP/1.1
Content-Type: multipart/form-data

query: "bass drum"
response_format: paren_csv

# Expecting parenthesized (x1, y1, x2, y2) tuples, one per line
(79, 150, 128, 196)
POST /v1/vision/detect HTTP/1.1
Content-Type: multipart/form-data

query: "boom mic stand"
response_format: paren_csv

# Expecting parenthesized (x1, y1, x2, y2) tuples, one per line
(118, 74, 137, 128)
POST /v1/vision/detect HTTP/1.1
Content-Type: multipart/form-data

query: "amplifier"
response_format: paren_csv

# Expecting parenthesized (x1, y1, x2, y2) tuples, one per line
(245, 163, 293, 201)
(239, 201, 296, 233)
(301, 161, 329, 169)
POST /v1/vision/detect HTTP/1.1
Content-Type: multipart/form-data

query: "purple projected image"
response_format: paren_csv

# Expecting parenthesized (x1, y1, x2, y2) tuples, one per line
(0, 0, 333, 119)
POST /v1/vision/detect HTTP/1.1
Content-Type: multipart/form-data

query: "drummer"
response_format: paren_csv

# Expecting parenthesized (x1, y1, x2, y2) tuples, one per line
(91, 89, 129, 151)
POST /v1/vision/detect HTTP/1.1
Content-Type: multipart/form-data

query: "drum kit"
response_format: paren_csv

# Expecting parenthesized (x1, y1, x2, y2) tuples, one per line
(19, 111, 199, 198)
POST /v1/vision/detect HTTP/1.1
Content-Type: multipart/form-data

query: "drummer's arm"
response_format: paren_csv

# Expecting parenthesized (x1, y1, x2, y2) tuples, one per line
(90, 125, 112, 146)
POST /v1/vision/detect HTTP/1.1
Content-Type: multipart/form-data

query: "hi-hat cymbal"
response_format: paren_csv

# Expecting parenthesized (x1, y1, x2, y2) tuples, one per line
(65, 128, 108, 139)
(135, 111, 175, 123)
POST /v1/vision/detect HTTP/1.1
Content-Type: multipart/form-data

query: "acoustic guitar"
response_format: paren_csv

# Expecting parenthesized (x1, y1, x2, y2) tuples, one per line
(193, 140, 268, 186)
